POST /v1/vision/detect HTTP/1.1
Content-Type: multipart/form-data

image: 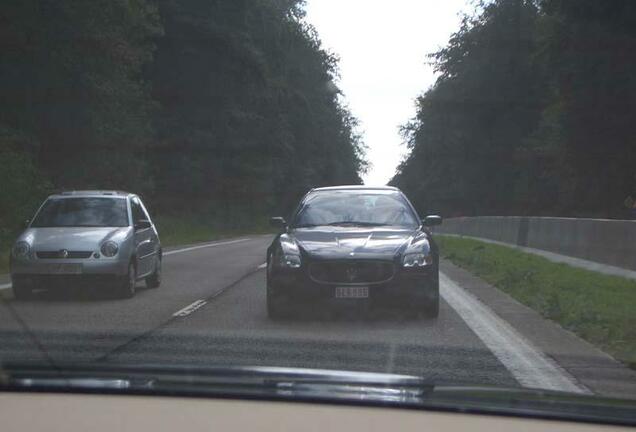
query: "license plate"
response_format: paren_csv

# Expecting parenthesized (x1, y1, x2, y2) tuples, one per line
(335, 286, 369, 299)
(46, 263, 83, 274)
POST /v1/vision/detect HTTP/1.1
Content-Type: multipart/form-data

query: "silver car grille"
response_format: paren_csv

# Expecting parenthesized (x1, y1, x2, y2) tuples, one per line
(36, 251, 93, 259)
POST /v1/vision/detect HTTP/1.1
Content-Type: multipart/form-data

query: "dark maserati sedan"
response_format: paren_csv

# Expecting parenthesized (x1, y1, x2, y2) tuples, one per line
(266, 186, 442, 319)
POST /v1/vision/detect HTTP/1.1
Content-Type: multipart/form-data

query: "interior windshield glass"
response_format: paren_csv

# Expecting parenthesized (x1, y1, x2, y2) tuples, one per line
(31, 198, 129, 228)
(2, 0, 636, 423)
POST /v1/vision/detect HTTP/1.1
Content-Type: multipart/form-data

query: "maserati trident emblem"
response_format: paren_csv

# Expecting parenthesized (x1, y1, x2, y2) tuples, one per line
(346, 266, 358, 282)
(59, 249, 69, 258)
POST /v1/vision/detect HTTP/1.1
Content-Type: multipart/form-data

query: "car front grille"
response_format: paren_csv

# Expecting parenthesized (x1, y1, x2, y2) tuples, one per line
(36, 251, 93, 259)
(309, 260, 395, 284)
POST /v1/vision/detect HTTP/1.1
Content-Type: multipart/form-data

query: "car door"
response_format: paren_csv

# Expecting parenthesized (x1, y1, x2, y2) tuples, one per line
(131, 197, 153, 277)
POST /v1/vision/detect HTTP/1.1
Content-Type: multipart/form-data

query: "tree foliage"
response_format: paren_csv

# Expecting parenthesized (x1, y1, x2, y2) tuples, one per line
(0, 0, 365, 235)
(392, 0, 636, 218)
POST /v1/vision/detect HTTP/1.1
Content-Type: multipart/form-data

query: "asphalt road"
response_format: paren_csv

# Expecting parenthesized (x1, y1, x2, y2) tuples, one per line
(1, 235, 635, 398)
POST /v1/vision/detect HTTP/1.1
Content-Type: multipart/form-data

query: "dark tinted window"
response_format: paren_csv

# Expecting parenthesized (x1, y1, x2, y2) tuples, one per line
(131, 198, 146, 224)
(31, 198, 129, 228)
(293, 191, 418, 228)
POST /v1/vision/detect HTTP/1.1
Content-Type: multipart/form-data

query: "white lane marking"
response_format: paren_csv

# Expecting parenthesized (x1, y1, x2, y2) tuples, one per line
(257, 263, 267, 270)
(440, 272, 590, 394)
(0, 239, 252, 291)
(163, 238, 250, 256)
(173, 300, 207, 317)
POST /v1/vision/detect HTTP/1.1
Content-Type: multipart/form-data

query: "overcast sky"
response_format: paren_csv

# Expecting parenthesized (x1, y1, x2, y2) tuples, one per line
(305, 0, 471, 185)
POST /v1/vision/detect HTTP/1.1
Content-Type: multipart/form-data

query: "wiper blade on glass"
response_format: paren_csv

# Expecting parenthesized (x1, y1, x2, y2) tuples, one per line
(326, 221, 390, 227)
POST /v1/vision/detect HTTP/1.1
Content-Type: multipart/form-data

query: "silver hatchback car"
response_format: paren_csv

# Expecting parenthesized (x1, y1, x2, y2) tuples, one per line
(10, 191, 162, 299)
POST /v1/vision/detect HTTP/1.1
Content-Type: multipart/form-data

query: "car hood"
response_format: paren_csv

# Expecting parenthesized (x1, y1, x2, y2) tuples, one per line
(20, 227, 132, 251)
(290, 227, 419, 259)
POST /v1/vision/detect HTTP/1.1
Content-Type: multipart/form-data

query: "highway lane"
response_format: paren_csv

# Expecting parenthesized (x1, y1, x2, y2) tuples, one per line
(106, 265, 517, 388)
(0, 236, 269, 362)
(1, 234, 635, 397)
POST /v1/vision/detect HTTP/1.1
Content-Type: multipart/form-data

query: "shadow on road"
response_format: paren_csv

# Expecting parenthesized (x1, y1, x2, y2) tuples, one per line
(274, 305, 438, 324)
(13, 284, 151, 303)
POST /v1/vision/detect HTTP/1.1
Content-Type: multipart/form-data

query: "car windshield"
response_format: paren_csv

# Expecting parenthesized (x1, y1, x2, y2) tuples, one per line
(31, 198, 129, 228)
(293, 191, 418, 228)
(2, 0, 636, 426)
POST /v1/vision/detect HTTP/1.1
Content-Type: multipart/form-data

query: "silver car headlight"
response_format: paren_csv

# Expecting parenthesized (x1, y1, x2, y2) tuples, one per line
(12, 241, 31, 259)
(402, 240, 433, 268)
(277, 235, 301, 269)
(100, 241, 119, 257)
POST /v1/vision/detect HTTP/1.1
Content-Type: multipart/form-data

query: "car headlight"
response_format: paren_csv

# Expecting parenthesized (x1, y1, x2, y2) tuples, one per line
(277, 235, 301, 268)
(100, 241, 119, 257)
(12, 241, 31, 259)
(403, 252, 433, 267)
(402, 240, 433, 268)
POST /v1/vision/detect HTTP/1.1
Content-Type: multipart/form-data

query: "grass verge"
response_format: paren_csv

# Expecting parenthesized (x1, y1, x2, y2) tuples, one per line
(436, 235, 636, 369)
(154, 214, 271, 248)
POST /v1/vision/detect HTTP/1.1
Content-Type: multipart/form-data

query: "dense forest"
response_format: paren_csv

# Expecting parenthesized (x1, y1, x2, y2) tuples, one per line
(392, 0, 636, 219)
(0, 0, 366, 247)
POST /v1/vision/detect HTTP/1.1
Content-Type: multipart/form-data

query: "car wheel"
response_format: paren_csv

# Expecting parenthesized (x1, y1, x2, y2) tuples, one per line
(421, 272, 440, 318)
(118, 262, 137, 299)
(266, 286, 288, 320)
(13, 281, 33, 301)
(408, 293, 439, 319)
(425, 296, 439, 318)
(146, 257, 161, 289)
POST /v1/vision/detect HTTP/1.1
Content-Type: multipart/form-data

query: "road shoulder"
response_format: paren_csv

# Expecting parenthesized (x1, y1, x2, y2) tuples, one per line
(440, 259, 636, 399)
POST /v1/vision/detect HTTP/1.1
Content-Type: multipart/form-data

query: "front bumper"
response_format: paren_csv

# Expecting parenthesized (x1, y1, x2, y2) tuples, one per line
(269, 266, 438, 306)
(10, 257, 128, 288)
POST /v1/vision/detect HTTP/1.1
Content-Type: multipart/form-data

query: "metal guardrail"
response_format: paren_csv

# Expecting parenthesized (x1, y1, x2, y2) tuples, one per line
(437, 216, 636, 272)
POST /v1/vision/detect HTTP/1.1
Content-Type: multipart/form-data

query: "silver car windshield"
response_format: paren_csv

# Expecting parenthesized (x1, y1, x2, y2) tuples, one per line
(31, 198, 129, 228)
(293, 192, 418, 228)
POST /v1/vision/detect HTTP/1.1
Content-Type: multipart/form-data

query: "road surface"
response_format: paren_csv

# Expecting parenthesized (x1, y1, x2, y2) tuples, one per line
(1, 235, 635, 398)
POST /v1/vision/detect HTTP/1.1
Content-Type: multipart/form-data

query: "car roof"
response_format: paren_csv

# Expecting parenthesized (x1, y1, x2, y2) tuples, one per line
(311, 185, 400, 192)
(49, 190, 133, 198)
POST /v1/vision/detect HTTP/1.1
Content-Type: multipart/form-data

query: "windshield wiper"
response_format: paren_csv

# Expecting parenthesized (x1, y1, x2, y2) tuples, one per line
(293, 222, 391, 228)
(326, 221, 391, 227)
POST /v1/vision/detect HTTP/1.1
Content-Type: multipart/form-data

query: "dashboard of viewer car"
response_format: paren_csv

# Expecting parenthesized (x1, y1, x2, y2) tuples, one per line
(0, 393, 630, 432)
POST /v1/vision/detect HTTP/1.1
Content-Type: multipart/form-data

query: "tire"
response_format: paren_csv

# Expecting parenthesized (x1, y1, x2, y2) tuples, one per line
(406, 296, 438, 319)
(425, 296, 439, 318)
(13, 281, 33, 301)
(424, 271, 440, 318)
(266, 286, 288, 320)
(145, 256, 161, 289)
(118, 262, 137, 299)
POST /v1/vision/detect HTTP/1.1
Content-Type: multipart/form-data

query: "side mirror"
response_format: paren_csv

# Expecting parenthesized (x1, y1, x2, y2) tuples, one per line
(135, 219, 152, 230)
(23, 219, 30, 228)
(423, 215, 443, 227)
(270, 217, 287, 229)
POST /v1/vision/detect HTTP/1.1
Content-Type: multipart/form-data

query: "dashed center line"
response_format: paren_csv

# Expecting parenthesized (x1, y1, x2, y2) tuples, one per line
(172, 300, 207, 317)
